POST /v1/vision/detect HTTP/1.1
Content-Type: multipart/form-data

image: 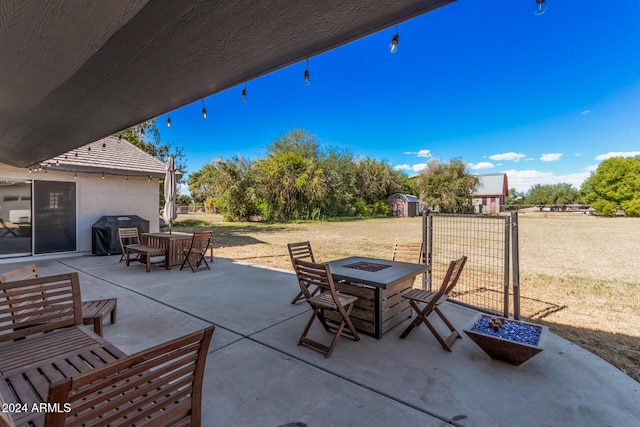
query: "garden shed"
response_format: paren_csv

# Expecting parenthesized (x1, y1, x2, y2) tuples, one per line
(388, 194, 421, 217)
(472, 173, 509, 213)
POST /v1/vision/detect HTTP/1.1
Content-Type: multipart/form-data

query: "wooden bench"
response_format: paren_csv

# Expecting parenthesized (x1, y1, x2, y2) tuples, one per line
(0, 265, 117, 337)
(0, 272, 214, 427)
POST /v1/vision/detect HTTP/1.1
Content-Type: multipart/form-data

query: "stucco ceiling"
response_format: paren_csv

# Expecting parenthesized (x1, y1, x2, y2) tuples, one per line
(0, 0, 454, 168)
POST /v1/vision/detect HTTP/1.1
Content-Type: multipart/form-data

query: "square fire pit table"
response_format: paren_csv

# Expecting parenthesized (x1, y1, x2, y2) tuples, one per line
(325, 256, 429, 339)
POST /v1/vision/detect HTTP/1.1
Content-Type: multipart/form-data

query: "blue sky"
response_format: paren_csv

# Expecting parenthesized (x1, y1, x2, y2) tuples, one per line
(159, 0, 640, 194)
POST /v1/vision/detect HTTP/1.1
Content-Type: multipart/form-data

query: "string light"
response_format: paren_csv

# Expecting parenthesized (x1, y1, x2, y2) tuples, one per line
(147, 175, 152, 182)
(167, 115, 171, 128)
(141, 127, 146, 138)
(201, 99, 207, 119)
(389, 25, 399, 54)
(534, 0, 547, 15)
(304, 59, 311, 86)
(88, 146, 91, 152)
(102, 142, 106, 150)
(241, 83, 247, 103)
(102, 172, 105, 179)
(74, 172, 77, 179)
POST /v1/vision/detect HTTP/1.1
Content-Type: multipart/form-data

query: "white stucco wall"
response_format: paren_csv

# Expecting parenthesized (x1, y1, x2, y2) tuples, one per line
(0, 164, 160, 255)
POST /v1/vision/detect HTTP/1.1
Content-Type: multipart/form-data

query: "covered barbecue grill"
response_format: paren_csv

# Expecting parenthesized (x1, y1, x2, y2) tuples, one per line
(91, 215, 149, 255)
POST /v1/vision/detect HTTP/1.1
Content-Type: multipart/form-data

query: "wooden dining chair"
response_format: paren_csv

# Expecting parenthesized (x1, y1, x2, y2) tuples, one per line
(399, 256, 467, 351)
(293, 258, 360, 358)
(180, 230, 213, 272)
(392, 242, 424, 264)
(118, 228, 166, 273)
(287, 241, 320, 304)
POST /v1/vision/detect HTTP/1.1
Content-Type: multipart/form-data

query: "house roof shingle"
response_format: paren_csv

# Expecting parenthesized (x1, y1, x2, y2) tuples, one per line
(38, 136, 169, 178)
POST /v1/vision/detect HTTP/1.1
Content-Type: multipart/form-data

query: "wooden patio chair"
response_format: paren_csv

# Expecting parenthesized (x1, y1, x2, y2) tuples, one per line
(0, 264, 117, 337)
(287, 241, 320, 304)
(180, 230, 213, 272)
(293, 258, 360, 358)
(392, 241, 423, 263)
(399, 255, 467, 351)
(45, 326, 214, 427)
(118, 227, 166, 273)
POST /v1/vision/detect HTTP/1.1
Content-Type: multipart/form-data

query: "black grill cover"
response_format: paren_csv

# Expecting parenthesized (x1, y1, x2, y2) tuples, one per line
(92, 215, 149, 255)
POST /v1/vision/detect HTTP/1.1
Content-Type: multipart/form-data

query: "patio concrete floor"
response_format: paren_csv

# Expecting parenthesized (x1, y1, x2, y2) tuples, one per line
(1, 255, 638, 426)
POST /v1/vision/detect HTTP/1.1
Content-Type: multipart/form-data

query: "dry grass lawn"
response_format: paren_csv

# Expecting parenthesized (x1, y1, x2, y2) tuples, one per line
(174, 213, 640, 382)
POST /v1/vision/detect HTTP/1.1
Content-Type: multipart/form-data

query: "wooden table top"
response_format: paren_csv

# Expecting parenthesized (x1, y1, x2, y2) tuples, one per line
(142, 232, 192, 239)
(326, 256, 429, 289)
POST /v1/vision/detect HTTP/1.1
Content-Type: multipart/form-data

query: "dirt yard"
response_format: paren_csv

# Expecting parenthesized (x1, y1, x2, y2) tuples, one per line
(175, 213, 640, 382)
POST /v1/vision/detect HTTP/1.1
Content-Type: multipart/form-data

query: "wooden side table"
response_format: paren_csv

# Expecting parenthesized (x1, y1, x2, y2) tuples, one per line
(82, 298, 117, 337)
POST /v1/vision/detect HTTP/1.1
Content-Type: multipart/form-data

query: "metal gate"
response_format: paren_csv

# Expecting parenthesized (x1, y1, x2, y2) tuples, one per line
(423, 212, 521, 319)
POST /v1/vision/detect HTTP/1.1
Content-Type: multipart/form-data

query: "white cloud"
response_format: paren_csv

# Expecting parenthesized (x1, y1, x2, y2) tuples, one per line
(581, 110, 591, 115)
(540, 153, 563, 162)
(594, 151, 640, 161)
(469, 162, 494, 170)
(585, 164, 598, 172)
(503, 169, 591, 193)
(403, 149, 432, 158)
(489, 152, 526, 162)
(393, 164, 412, 171)
(411, 163, 428, 172)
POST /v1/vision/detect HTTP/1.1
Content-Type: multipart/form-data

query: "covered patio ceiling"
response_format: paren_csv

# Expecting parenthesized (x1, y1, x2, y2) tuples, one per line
(0, 0, 454, 168)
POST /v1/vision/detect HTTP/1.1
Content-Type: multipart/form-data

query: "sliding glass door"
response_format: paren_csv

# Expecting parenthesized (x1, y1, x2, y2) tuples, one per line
(0, 180, 32, 257)
(33, 181, 76, 254)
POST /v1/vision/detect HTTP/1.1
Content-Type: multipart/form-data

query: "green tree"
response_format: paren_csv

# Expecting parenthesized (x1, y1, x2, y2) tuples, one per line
(506, 188, 525, 206)
(255, 150, 327, 220)
(526, 183, 581, 206)
(581, 156, 640, 217)
(416, 159, 479, 213)
(353, 158, 403, 214)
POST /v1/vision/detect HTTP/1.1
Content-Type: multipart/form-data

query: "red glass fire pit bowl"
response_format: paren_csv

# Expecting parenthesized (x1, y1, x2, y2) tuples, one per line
(463, 313, 549, 366)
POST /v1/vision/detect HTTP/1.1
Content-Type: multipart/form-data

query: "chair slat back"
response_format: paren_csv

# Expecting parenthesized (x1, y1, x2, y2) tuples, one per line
(392, 242, 423, 263)
(0, 264, 41, 283)
(0, 273, 82, 342)
(292, 258, 344, 308)
(45, 326, 215, 427)
(117, 227, 140, 248)
(190, 231, 212, 252)
(287, 241, 315, 266)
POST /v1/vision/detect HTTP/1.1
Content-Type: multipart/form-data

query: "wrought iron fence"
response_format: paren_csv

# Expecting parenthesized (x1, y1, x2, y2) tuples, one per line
(424, 212, 521, 319)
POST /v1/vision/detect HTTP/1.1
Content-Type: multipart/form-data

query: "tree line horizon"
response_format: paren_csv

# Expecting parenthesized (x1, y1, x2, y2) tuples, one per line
(118, 123, 640, 219)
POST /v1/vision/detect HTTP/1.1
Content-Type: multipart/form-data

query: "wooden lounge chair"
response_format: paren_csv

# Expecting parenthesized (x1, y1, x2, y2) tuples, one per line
(0, 264, 117, 337)
(293, 258, 360, 358)
(287, 241, 321, 304)
(118, 227, 166, 272)
(180, 230, 213, 272)
(399, 256, 467, 351)
(45, 327, 214, 427)
(392, 241, 424, 263)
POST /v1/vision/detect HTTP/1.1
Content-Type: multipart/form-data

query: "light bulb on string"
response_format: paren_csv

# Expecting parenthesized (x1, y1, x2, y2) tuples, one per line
(141, 127, 146, 138)
(167, 115, 171, 128)
(389, 25, 399, 54)
(201, 99, 207, 119)
(534, 0, 547, 15)
(241, 83, 247, 103)
(304, 59, 311, 86)
(74, 172, 77, 179)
